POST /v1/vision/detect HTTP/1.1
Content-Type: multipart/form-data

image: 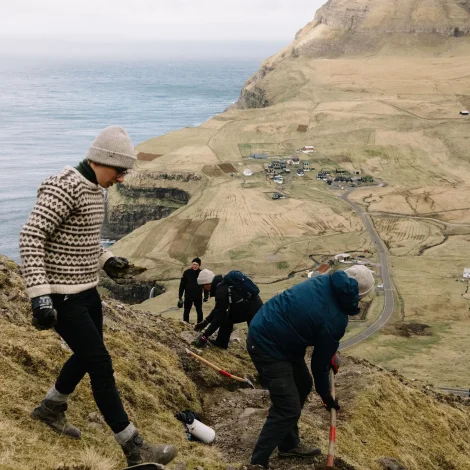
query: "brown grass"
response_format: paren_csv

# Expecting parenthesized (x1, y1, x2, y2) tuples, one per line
(2, 255, 470, 470)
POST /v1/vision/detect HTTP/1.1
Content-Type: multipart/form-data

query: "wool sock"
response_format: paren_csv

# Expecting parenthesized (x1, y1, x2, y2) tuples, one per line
(45, 386, 69, 404)
(115, 422, 137, 445)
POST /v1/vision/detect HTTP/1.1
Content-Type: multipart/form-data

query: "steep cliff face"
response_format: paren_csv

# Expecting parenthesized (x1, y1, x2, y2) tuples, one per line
(236, 0, 470, 108)
(103, 171, 200, 240)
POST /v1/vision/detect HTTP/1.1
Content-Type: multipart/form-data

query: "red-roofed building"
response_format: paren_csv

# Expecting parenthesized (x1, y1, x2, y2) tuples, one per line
(316, 263, 331, 274)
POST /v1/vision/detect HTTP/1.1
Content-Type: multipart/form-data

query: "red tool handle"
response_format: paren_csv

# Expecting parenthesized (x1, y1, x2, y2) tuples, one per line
(326, 369, 336, 467)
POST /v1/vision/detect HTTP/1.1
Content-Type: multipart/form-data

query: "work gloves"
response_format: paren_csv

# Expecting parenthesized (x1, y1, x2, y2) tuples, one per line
(103, 256, 129, 279)
(194, 335, 208, 348)
(31, 295, 57, 330)
(177, 299, 184, 308)
(322, 394, 340, 412)
(194, 319, 209, 332)
(331, 353, 341, 375)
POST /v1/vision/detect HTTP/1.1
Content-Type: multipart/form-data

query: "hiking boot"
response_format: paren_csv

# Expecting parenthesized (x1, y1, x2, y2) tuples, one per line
(31, 399, 81, 439)
(121, 431, 177, 467)
(208, 338, 228, 349)
(278, 443, 321, 458)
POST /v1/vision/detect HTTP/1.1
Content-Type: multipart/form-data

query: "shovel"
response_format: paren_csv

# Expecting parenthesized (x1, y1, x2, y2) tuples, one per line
(185, 348, 255, 388)
(316, 369, 340, 470)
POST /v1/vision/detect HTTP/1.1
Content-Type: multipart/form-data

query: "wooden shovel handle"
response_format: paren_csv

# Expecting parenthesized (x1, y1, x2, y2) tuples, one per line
(185, 348, 247, 383)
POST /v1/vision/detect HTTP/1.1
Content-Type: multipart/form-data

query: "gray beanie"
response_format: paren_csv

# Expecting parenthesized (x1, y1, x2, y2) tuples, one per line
(344, 265, 375, 298)
(197, 269, 215, 285)
(86, 126, 136, 169)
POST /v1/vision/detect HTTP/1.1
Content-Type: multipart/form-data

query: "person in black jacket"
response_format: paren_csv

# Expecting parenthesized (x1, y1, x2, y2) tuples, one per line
(193, 269, 263, 349)
(178, 258, 208, 323)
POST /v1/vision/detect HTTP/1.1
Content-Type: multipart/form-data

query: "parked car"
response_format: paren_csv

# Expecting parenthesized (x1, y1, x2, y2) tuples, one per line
(297, 169, 304, 176)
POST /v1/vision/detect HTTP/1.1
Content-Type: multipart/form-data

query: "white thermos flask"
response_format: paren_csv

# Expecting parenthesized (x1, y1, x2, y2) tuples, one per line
(186, 418, 216, 444)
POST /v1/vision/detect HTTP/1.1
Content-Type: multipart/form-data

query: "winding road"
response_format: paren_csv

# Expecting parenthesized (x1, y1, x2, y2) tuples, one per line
(339, 188, 395, 351)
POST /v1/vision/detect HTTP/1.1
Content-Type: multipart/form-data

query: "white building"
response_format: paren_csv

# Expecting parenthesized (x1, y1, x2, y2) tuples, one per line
(463, 268, 470, 279)
(334, 253, 351, 261)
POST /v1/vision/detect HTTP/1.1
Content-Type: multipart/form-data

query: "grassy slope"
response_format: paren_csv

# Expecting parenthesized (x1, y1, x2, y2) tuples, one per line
(2, 255, 470, 470)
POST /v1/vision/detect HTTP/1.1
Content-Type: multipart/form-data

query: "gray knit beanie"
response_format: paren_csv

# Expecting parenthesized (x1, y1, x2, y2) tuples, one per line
(86, 126, 136, 169)
(344, 265, 375, 298)
(197, 269, 215, 285)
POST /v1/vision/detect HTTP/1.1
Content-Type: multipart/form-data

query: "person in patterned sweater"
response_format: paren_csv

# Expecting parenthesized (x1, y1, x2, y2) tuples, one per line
(19, 126, 177, 468)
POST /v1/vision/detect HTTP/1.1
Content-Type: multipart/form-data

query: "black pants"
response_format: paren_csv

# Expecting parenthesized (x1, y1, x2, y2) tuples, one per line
(183, 297, 203, 323)
(51, 288, 129, 434)
(247, 333, 313, 468)
(215, 296, 263, 348)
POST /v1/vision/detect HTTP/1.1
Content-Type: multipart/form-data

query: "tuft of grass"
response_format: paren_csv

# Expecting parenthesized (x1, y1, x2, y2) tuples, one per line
(276, 261, 289, 270)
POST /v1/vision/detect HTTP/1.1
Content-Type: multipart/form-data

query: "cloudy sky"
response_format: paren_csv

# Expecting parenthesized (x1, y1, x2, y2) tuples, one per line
(1, 0, 326, 58)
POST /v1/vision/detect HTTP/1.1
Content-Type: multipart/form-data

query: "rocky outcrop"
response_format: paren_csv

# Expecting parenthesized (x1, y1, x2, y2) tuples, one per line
(117, 186, 190, 204)
(103, 175, 194, 240)
(236, 0, 470, 107)
(236, 87, 270, 109)
(100, 277, 165, 304)
(131, 171, 201, 182)
(103, 203, 182, 240)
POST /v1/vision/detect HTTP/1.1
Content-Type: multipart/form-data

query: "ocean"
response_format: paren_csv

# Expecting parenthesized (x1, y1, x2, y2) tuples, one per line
(0, 59, 260, 262)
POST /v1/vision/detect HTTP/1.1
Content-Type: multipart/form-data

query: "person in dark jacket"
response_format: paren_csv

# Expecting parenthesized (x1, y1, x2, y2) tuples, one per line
(193, 269, 263, 349)
(178, 258, 208, 323)
(247, 265, 375, 469)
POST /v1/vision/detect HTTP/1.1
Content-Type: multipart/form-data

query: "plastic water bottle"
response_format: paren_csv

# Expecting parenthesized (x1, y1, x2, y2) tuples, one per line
(186, 419, 215, 444)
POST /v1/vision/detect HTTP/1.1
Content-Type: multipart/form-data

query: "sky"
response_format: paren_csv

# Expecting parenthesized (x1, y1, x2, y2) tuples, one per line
(0, 0, 326, 59)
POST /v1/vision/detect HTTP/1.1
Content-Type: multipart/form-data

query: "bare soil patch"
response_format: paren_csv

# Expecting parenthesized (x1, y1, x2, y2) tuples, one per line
(219, 163, 238, 174)
(297, 124, 308, 132)
(169, 218, 220, 261)
(137, 152, 163, 161)
(203, 165, 225, 177)
(388, 322, 432, 338)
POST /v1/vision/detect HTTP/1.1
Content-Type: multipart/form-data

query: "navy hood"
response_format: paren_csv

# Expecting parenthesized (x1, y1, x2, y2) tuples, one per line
(331, 271, 360, 316)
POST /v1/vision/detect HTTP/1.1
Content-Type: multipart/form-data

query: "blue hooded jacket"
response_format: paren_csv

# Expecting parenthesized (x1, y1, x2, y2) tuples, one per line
(248, 271, 360, 399)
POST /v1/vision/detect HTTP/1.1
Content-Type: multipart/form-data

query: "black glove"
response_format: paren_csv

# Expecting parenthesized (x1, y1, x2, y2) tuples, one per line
(322, 394, 340, 411)
(103, 257, 129, 279)
(331, 353, 341, 375)
(177, 299, 184, 308)
(194, 319, 209, 332)
(31, 295, 57, 330)
(194, 335, 208, 348)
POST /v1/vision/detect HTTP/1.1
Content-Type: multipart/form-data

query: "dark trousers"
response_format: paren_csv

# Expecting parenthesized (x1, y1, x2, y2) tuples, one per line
(51, 288, 129, 434)
(215, 296, 263, 348)
(183, 297, 203, 323)
(247, 333, 313, 468)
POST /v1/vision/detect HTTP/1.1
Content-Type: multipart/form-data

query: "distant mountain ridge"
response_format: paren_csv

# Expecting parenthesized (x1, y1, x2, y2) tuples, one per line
(237, 0, 470, 107)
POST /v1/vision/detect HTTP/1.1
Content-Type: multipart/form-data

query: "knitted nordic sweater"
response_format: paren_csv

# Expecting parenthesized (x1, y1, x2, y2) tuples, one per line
(19, 166, 113, 298)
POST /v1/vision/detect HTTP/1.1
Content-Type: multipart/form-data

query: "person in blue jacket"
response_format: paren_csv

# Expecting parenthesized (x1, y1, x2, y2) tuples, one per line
(247, 265, 375, 469)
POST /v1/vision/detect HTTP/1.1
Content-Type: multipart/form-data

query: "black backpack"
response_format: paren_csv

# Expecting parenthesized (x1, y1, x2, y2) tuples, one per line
(223, 270, 260, 304)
